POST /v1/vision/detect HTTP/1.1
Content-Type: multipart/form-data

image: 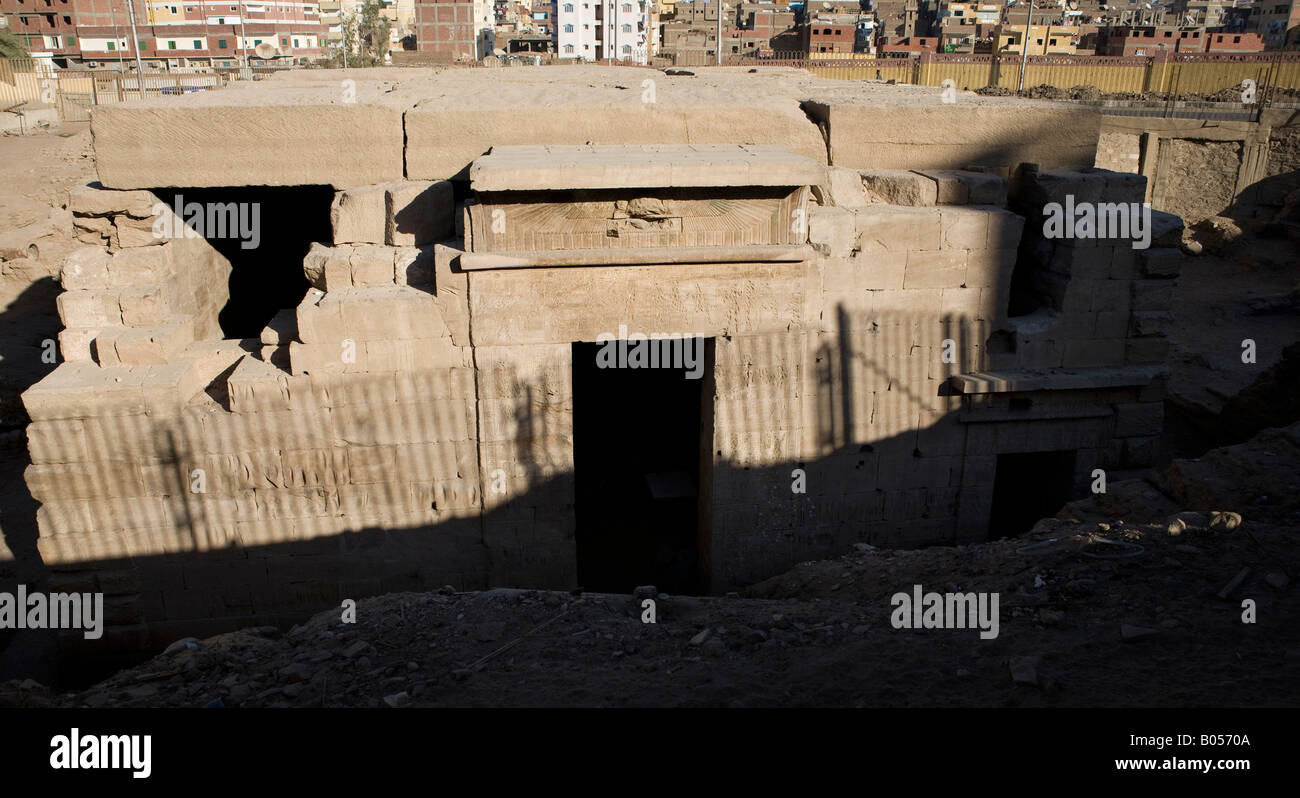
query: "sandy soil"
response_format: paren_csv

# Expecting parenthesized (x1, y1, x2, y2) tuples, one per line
(0, 124, 95, 671)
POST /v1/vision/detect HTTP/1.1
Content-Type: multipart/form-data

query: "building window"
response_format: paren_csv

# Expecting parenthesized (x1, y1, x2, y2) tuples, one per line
(563, 2, 572, 10)
(62, 13, 69, 22)
(65, 35, 74, 45)
(107, 41, 115, 50)
(564, 44, 574, 52)
(621, 23, 630, 32)
(280, 37, 287, 44)
(253, 39, 261, 45)
(293, 38, 299, 46)
(167, 40, 177, 49)
(1233, 35, 1241, 43)
(564, 23, 573, 32)
(622, 44, 630, 52)
(218, 38, 227, 48)
(193, 39, 201, 48)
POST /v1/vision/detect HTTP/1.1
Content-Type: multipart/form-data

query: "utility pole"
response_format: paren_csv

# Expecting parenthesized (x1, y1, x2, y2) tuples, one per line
(239, 0, 249, 68)
(715, 0, 722, 65)
(1017, 0, 1032, 92)
(124, 0, 147, 96)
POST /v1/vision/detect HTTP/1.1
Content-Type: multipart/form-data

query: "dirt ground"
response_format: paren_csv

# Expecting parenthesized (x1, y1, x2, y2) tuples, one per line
(0, 124, 94, 678)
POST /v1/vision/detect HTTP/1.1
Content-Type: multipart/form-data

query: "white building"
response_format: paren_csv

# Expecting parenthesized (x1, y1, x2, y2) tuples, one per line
(553, 0, 649, 63)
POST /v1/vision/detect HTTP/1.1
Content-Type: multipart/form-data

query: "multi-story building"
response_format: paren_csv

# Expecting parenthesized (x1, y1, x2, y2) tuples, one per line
(1095, 24, 1212, 54)
(414, 0, 493, 59)
(934, 0, 998, 52)
(0, 0, 327, 64)
(1203, 28, 1266, 50)
(872, 0, 920, 47)
(529, 0, 549, 34)
(554, 0, 649, 62)
(877, 33, 936, 52)
(1241, 0, 1297, 49)
(995, 22, 1080, 55)
(659, 0, 728, 53)
(1, 0, 141, 61)
(800, 18, 855, 52)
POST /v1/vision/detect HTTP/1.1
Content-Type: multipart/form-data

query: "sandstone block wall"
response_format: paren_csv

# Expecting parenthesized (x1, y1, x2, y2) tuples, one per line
(60, 187, 231, 366)
(22, 158, 1179, 636)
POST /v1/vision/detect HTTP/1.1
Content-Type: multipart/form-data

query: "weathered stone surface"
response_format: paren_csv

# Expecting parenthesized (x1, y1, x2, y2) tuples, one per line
(92, 104, 405, 189)
(68, 185, 158, 218)
(386, 181, 455, 246)
(331, 185, 388, 245)
(824, 166, 869, 207)
(861, 170, 937, 206)
(803, 102, 1100, 172)
(408, 105, 828, 180)
(469, 144, 826, 191)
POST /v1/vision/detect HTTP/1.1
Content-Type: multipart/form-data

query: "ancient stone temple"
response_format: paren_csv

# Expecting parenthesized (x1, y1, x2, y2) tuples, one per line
(21, 68, 1179, 646)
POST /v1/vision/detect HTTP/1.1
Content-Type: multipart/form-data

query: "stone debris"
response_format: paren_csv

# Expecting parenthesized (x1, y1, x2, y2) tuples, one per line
(1121, 624, 1161, 641)
(1009, 656, 1041, 686)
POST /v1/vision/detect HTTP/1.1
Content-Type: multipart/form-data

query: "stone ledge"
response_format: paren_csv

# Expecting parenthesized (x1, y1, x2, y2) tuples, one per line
(457, 244, 812, 270)
(469, 144, 827, 191)
(948, 365, 1167, 395)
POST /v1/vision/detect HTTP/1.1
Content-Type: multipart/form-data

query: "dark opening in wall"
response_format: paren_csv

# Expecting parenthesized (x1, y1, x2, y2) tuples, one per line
(988, 449, 1077, 538)
(571, 338, 714, 596)
(149, 185, 334, 339)
(1006, 235, 1054, 318)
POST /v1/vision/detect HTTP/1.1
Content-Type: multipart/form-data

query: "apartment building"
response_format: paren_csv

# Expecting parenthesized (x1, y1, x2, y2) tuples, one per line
(1241, 0, 1297, 49)
(1094, 22, 1265, 54)
(0, 0, 327, 64)
(996, 22, 1079, 55)
(554, 0, 649, 62)
(934, 0, 998, 52)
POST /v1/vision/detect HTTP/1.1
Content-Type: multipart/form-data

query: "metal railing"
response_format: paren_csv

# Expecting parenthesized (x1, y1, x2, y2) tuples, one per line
(0, 58, 229, 125)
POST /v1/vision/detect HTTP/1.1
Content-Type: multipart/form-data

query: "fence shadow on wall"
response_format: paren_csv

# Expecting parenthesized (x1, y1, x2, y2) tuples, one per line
(12, 298, 1051, 657)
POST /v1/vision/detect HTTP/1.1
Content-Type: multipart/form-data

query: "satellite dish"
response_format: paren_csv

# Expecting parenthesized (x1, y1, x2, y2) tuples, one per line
(254, 41, 277, 59)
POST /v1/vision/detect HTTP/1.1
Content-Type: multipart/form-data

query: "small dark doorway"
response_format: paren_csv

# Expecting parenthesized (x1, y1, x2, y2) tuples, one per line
(572, 338, 713, 595)
(988, 449, 1078, 538)
(149, 185, 334, 338)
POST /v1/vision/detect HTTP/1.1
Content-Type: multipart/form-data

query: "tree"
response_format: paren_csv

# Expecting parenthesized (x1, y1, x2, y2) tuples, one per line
(326, 10, 359, 68)
(357, 0, 391, 63)
(327, 2, 389, 68)
(0, 31, 31, 61)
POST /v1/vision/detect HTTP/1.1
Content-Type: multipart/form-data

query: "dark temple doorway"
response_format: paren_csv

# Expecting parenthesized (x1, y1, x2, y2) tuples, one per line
(572, 337, 714, 595)
(988, 449, 1079, 538)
